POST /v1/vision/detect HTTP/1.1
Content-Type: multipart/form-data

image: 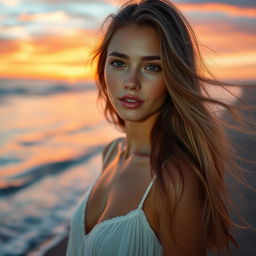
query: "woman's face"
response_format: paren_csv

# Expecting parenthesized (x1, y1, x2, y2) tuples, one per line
(104, 24, 167, 123)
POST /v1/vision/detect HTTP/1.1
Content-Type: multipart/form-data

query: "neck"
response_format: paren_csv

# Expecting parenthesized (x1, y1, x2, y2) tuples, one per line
(123, 112, 159, 159)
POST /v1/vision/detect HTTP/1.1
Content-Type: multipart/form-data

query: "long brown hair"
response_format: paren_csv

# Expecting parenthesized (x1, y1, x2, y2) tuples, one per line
(89, 0, 256, 255)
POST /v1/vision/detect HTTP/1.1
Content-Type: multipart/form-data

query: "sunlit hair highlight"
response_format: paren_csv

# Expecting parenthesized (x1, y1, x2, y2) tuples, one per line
(89, 0, 256, 255)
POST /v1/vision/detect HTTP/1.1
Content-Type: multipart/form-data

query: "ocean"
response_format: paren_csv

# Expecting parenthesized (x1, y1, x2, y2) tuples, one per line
(0, 79, 121, 256)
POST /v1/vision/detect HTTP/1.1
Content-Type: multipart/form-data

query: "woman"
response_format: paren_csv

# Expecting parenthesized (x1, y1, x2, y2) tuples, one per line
(66, 0, 255, 255)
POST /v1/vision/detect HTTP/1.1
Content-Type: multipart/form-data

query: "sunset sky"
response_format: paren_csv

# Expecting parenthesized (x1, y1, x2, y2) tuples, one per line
(0, 0, 255, 82)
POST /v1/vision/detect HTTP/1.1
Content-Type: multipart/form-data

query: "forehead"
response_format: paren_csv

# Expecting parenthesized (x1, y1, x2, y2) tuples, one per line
(107, 25, 160, 56)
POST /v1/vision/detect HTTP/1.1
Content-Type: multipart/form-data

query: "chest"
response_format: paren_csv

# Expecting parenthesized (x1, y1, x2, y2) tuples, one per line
(84, 159, 159, 237)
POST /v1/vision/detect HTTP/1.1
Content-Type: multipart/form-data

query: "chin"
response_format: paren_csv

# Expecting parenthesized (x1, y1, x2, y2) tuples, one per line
(117, 111, 155, 123)
(113, 102, 162, 123)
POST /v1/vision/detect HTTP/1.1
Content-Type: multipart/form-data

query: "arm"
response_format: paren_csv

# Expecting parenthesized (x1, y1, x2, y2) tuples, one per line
(156, 161, 207, 256)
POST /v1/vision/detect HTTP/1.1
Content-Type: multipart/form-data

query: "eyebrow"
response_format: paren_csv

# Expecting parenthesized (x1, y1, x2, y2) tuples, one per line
(108, 51, 161, 61)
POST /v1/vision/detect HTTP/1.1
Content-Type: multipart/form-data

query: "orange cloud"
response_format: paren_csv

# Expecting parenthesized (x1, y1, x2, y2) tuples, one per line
(0, 25, 28, 38)
(193, 23, 256, 53)
(1, 27, 255, 82)
(203, 50, 256, 81)
(1, 0, 20, 6)
(1, 2, 255, 82)
(177, 2, 256, 18)
(19, 11, 70, 24)
(186, 21, 256, 81)
(0, 39, 21, 54)
(0, 29, 98, 82)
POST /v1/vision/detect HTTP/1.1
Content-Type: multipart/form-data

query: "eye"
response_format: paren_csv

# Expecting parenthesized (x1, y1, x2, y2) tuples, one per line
(145, 64, 162, 72)
(110, 60, 126, 69)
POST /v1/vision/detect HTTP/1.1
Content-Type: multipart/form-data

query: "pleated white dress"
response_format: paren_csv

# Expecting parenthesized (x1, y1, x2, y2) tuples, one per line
(66, 139, 163, 256)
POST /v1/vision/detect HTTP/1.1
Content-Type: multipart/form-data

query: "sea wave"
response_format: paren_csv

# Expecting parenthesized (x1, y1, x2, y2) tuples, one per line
(0, 145, 103, 197)
(0, 80, 95, 97)
(0, 154, 102, 256)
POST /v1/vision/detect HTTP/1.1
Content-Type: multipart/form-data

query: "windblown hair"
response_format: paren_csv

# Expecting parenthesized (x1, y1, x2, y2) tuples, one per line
(90, 0, 256, 255)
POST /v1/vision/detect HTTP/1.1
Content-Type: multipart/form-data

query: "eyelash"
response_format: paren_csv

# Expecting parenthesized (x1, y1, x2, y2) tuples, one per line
(109, 60, 162, 72)
(147, 64, 162, 72)
(110, 60, 125, 68)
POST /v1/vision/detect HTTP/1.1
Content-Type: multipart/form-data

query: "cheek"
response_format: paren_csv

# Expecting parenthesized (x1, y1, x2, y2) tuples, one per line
(104, 66, 120, 100)
(147, 78, 167, 100)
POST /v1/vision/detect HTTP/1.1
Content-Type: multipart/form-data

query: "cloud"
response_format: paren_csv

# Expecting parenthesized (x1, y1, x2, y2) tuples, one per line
(17, 11, 98, 34)
(19, 11, 70, 23)
(0, 27, 98, 58)
(0, 1, 115, 39)
(185, 14, 256, 54)
(0, 0, 255, 81)
(203, 50, 256, 81)
(0, 25, 29, 39)
(26, 0, 255, 8)
(175, 0, 256, 8)
(177, 2, 256, 18)
(188, 11, 256, 36)
(0, 38, 22, 54)
(0, 29, 98, 81)
(0, 0, 20, 6)
(24, 0, 120, 5)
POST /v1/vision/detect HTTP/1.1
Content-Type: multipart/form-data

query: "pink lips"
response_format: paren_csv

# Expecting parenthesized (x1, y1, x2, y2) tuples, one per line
(118, 95, 144, 109)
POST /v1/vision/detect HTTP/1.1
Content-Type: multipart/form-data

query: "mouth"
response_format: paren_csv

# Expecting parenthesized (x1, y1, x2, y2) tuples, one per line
(118, 95, 144, 109)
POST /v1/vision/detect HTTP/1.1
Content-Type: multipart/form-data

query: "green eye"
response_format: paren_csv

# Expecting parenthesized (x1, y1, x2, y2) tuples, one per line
(146, 64, 162, 72)
(110, 60, 126, 68)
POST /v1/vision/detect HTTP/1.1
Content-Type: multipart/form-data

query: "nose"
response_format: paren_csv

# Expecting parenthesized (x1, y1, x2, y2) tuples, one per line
(123, 70, 141, 91)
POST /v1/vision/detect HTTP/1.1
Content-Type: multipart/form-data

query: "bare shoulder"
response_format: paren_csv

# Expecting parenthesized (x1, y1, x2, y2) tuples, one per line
(155, 160, 207, 256)
(102, 137, 124, 170)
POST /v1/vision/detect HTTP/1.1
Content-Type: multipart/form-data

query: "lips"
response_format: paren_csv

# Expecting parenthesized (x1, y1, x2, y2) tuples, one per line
(118, 95, 144, 109)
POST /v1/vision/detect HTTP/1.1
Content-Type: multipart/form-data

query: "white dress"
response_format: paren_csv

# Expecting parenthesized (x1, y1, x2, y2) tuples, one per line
(66, 139, 163, 256)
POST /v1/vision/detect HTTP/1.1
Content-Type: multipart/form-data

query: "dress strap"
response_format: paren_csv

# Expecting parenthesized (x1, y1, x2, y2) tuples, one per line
(138, 174, 157, 209)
